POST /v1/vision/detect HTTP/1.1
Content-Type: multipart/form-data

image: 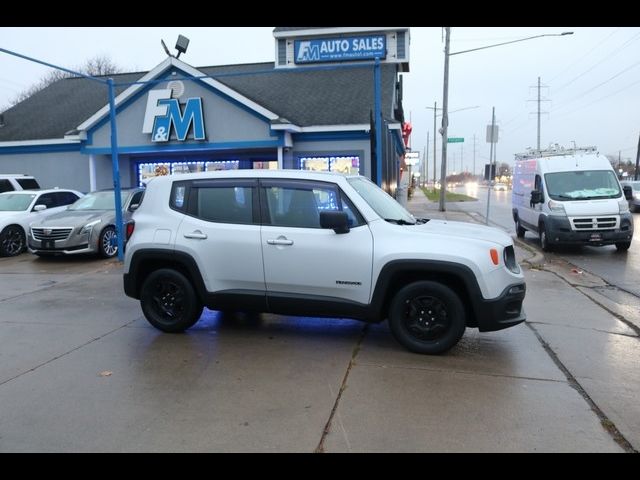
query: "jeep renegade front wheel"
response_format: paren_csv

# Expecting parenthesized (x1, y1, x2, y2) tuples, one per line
(388, 281, 466, 354)
(140, 269, 203, 332)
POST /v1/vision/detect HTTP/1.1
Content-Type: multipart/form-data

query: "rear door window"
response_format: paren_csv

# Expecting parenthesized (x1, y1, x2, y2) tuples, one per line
(16, 178, 40, 190)
(0, 179, 14, 193)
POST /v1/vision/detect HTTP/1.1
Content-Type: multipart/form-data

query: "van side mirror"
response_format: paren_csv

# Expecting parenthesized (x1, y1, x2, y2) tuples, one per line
(623, 185, 633, 201)
(530, 190, 543, 205)
(33, 204, 47, 212)
(319, 210, 350, 234)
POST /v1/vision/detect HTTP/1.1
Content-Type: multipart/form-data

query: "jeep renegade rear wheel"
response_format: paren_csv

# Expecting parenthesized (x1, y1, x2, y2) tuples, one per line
(388, 281, 466, 354)
(140, 269, 203, 332)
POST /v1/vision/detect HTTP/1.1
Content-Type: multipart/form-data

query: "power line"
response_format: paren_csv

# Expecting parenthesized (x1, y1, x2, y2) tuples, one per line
(548, 27, 621, 83)
(553, 29, 640, 95)
(552, 58, 640, 113)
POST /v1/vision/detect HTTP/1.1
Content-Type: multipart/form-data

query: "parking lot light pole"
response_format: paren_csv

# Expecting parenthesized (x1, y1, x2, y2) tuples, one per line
(439, 29, 574, 211)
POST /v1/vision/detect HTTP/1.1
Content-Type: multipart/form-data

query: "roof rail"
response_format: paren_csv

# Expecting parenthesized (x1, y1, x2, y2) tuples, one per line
(515, 144, 598, 161)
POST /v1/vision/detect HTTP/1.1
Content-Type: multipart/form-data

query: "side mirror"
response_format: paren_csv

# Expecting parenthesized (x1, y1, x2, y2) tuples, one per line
(33, 204, 47, 212)
(319, 210, 350, 234)
(530, 190, 543, 205)
(623, 185, 633, 200)
(129, 203, 140, 212)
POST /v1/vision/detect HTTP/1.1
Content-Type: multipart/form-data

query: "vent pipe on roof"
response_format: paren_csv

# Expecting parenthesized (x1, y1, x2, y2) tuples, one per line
(0, 114, 4, 127)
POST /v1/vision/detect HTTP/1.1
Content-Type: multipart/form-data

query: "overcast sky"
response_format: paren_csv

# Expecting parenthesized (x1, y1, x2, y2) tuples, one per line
(1, 27, 638, 175)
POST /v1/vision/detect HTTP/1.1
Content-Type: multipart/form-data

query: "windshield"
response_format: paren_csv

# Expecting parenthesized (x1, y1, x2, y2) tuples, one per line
(347, 177, 416, 224)
(69, 191, 129, 211)
(544, 170, 621, 200)
(0, 193, 36, 211)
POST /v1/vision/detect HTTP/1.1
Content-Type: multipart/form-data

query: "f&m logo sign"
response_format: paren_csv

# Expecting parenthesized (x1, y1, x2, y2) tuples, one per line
(142, 89, 206, 142)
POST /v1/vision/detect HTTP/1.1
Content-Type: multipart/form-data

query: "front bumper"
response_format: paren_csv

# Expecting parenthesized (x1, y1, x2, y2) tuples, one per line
(28, 228, 99, 256)
(475, 282, 526, 332)
(545, 214, 633, 246)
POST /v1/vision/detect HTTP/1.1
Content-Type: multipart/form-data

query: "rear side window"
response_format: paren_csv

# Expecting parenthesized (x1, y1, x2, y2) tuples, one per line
(0, 179, 13, 193)
(188, 186, 254, 224)
(16, 178, 40, 190)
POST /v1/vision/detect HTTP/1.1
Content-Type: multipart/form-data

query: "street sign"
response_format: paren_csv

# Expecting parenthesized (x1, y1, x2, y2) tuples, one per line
(486, 125, 499, 143)
(405, 150, 420, 166)
(447, 137, 464, 143)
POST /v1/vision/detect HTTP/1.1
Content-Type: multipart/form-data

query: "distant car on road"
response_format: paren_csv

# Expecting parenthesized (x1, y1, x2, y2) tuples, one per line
(620, 180, 640, 212)
(0, 189, 83, 257)
(28, 188, 145, 258)
(493, 182, 508, 191)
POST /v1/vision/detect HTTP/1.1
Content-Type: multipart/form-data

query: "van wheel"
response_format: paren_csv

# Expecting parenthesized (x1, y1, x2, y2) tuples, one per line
(539, 223, 553, 252)
(615, 241, 631, 252)
(515, 218, 526, 238)
(388, 281, 466, 355)
(140, 269, 203, 332)
(0, 225, 25, 257)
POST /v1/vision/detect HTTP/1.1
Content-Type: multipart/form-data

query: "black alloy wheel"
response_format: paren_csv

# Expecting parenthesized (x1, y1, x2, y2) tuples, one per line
(388, 281, 466, 355)
(140, 269, 203, 333)
(0, 225, 26, 257)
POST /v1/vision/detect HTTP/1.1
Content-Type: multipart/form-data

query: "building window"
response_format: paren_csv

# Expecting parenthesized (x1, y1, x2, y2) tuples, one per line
(299, 156, 360, 175)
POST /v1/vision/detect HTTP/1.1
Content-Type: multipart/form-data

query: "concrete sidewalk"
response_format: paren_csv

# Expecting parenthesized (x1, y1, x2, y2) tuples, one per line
(401, 186, 638, 452)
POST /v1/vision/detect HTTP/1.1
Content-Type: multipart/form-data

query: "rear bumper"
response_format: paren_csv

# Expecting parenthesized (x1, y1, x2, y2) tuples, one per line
(476, 283, 526, 332)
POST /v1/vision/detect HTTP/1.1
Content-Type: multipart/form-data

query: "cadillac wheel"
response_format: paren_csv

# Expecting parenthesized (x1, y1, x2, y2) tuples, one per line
(0, 225, 25, 257)
(388, 281, 466, 355)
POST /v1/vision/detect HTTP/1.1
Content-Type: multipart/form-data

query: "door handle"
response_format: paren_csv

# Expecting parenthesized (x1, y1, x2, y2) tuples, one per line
(184, 231, 208, 240)
(267, 239, 294, 246)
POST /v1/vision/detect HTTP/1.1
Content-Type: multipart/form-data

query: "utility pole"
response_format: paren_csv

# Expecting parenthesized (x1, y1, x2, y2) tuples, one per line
(530, 77, 550, 151)
(635, 131, 640, 181)
(537, 77, 541, 151)
(486, 107, 496, 225)
(439, 27, 451, 212)
(473, 133, 476, 177)
(433, 101, 437, 186)
(619, 150, 622, 170)
(424, 134, 428, 187)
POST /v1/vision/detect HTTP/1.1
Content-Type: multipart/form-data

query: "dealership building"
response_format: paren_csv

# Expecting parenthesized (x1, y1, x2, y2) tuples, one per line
(0, 27, 410, 193)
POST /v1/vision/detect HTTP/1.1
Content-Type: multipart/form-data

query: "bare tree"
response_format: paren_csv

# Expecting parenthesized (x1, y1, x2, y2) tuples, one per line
(9, 55, 122, 106)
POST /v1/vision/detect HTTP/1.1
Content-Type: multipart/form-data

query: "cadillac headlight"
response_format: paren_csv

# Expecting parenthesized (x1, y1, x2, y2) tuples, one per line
(79, 219, 102, 235)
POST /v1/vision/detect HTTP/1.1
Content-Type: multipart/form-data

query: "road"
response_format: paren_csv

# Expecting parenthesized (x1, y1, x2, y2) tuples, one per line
(452, 184, 640, 297)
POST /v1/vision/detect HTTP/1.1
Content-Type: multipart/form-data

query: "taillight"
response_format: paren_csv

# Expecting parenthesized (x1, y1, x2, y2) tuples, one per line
(125, 221, 135, 241)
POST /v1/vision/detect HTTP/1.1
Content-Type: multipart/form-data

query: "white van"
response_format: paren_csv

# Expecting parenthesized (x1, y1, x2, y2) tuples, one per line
(511, 146, 633, 252)
(0, 174, 40, 193)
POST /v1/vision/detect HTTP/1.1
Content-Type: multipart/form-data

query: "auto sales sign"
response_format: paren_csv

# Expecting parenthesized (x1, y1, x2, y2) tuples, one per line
(295, 35, 386, 64)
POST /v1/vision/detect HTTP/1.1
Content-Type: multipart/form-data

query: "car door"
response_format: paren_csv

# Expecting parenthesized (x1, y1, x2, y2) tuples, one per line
(260, 179, 373, 305)
(175, 179, 265, 296)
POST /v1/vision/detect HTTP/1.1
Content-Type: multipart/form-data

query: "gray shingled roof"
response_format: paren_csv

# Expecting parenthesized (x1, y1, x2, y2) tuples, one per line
(272, 27, 328, 33)
(0, 62, 399, 142)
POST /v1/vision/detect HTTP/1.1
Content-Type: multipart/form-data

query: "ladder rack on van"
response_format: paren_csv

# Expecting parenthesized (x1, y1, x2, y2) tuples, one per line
(515, 145, 598, 161)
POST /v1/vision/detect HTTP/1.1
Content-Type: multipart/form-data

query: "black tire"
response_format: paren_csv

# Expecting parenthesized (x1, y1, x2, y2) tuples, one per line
(515, 218, 526, 238)
(615, 241, 631, 252)
(539, 223, 553, 252)
(0, 225, 26, 257)
(99, 226, 118, 258)
(388, 281, 466, 355)
(140, 269, 203, 333)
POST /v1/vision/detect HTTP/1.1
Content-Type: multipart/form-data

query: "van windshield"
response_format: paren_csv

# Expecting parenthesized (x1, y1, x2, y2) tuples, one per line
(544, 170, 621, 200)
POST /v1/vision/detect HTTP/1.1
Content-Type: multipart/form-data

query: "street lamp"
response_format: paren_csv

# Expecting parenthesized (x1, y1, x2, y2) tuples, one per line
(438, 29, 574, 212)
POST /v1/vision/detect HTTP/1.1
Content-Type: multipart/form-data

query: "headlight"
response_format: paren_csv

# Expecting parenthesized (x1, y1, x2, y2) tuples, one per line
(79, 219, 102, 234)
(618, 198, 630, 214)
(548, 200, 566, 214)
(503, 245, 520, 274)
